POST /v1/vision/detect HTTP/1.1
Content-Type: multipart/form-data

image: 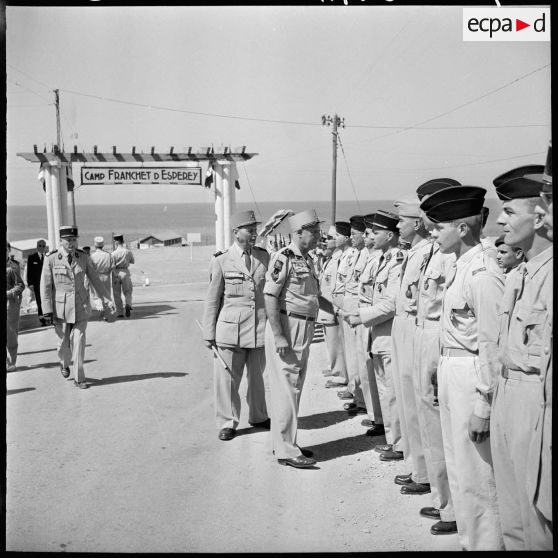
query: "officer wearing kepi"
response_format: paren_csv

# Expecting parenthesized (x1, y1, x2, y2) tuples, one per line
(41, 226, 115, 389)
(111, 233, 135, 318)
(202, 209, 271, 441)
(264, 209, 322, 469)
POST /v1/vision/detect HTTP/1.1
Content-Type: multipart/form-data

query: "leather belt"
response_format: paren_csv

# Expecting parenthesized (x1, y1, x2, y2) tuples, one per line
(441, 347, 478, 357)
(280, 309, 315, 322)
(502, 368, 540, 381)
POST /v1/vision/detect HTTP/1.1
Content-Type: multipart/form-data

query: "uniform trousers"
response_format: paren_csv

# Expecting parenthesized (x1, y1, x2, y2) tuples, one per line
(54, 319, 88, 383)
(30, 282, 43, 316)
(438, 355, 504, 551)
(213, 345, 268, 430)
(491, 372, 553, 550)
(322, 322, 348, 381)
(112, 269, 133, 313)
(90, 273, 112, 311)
(356, 324, 382, 423)
(371, 352, 402, 450)
(6, 298, 21, 366)
(265, 315, 314, 459)
(340, 296, 365, 406)
(413, 324, 454, 521)
(391, 315, 428, 482)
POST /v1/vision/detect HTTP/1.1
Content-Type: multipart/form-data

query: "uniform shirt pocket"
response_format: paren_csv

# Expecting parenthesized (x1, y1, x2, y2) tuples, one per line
(449, 299, 475, 335)
(224, 272, 245, 296)
(216, 311, 241, 345)
(517, 307, 545, 367)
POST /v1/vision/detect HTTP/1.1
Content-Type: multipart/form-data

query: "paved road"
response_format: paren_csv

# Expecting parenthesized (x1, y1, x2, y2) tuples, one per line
(6, 283, 460, 552)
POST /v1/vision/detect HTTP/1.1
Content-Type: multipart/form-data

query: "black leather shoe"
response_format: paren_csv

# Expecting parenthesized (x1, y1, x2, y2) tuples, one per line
(218, 428, 236, 441)
(125, 305, 132, 317)
(431, 521, 458, 535)
(365, 424, 385, 437)
(394, 473, 413, 485)
(420, 507, 441, 520)
(337, 390, 354, 400)
(347, 406, 367, 416)
(379, 450, 404, 461)
(299, 447, 314, 458)
(73, 380, 89, 389)
(278, 455, 316, 468)
(60, 365, 70, 379)
(249, 418, 271, 429)
(326, 380, 348, 388)
(400, 481, 431, 494)
(374, 444, 393, 453)
(343, 402, 358, 411)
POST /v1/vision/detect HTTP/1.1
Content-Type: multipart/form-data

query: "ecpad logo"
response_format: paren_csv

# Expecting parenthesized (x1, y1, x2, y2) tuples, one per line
(463, 8, 550, 42)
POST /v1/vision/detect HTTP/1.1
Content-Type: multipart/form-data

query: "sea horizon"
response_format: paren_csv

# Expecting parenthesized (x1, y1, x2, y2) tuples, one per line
(6, 199, 505, 246)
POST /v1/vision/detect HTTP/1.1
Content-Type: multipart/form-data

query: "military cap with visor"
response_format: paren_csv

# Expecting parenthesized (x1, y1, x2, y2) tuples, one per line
(393, 197, 421, 218)
(113, 234, 124, 242)
(231, 209, 261, 229)
(288, 209, 323, 232)
(59, 225, 79, 238)
(349, 215, 366, 232)
(419, 185, 486, 223)
(493, 165, 545, 200)
(416, 178, 461, 201)
(372, 210, 400, 232)
(525, 141, 552, 194)
(363, 213, 376, 228)
(334, 221, 351, 236)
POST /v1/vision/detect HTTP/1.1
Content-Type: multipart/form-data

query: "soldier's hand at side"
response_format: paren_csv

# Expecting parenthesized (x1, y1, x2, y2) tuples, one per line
(468, 413, 490, 443)
(274, 334, 289, 357)
(204, 339, 216, 350)
(347, 313, 362, 327)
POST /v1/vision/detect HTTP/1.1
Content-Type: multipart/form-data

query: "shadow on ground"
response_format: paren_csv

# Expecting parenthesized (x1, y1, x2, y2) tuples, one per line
(304, 433, 384, 462)
(7, 387, 36, 396)
(18, 345, 91, 356)
(298, 410, 352, 430)
(87, 372, 188, 386)
(11, 359, 97, 372)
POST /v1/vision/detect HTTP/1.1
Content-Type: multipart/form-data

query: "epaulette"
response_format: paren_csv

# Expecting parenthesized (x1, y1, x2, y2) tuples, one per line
(472, 267, 487, 276)
(282, 248, 295, 258)
(395, 250, 405, 262)
(213, 249, 227, 258)
(253, 246, 266, 252)
(46, 250, 58, 256)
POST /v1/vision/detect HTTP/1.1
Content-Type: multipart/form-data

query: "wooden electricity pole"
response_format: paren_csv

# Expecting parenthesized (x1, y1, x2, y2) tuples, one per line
(321, 113, 345, 225)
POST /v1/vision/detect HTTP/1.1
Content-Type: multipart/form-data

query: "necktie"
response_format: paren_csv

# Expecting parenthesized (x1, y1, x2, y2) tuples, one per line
(243, 251, 251, 272)
(67, 253, 73, 265)
(446, 263, 457, 288)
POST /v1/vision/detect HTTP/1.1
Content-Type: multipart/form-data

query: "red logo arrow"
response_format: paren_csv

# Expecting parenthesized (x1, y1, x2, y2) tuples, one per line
(516, 19, 530, 31)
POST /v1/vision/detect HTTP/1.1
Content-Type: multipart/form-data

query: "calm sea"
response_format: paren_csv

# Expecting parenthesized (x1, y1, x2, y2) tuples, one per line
(6, 199, 504, 246)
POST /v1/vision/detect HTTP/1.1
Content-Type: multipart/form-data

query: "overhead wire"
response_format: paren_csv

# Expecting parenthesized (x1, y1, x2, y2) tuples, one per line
(337, 131, 362, 212)
(7, 79, 52, 103)
(241, 162, 262, 218)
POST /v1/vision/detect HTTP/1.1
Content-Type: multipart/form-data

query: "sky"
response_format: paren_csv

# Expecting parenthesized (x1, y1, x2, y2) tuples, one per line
(5, 3, 551, 207)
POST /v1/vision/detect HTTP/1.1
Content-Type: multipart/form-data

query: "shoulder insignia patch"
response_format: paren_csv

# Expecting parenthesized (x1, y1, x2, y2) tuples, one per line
(396, 251, 404, 262)
(213, 250, 227, 258)
(472, 267, 486, 276)
(271, 258, 284, 280)
(283, 248, 294, 258)
(385, 253, 392, 262)
(58, 253, 63, 259)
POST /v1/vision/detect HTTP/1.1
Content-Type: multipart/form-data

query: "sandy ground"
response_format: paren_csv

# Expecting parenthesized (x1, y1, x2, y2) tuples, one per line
(6, 246, 460, 552)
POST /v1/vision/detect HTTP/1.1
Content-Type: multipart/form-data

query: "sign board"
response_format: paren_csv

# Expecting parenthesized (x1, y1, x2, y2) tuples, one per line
(81, 166, 202, 185)
(187, 233, 201, 243)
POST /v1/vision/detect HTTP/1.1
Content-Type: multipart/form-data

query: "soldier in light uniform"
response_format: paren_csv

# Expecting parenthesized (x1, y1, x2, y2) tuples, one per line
(490, 163, 553, 550)
(202, 210, 270, 441)
(264, 209, 322, 469)
(41, 226, 115, 389)
(336, 216, 373, 418)
(331, 221, 365, 410)
(421, 186, 504, 551)
(494, 234, 524, 275)
(388, 197, 433, 487)
(354, 213, 383, 433)
(342, 211, 405, 460)
(526, 143, 552, 547)
(89, 236, 115, 320)
(317, 236, 348, 388)
(6, 241, 25, 372)
(412, 178, 461, 537)
(111, 234, 135, 318)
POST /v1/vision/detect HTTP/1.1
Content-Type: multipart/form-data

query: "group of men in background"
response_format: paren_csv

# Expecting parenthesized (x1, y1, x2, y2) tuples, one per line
(202, 141, 552, 551)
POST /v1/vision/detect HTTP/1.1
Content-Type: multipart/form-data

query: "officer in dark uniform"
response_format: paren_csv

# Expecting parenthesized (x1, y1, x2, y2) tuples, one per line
(41, 226, 115, 389)
(202, 210, 271, 441)
(26, 239, 48, 326)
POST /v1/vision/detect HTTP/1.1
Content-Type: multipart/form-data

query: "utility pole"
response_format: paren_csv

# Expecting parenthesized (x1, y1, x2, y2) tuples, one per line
(54, 89, 77, 225)
(321, 113, 345, 225)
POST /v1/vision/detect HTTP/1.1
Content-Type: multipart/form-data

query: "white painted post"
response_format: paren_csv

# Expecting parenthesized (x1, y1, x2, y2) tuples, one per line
(59, 163, 70, 227)
(222, 164, 232, 248)
(50, 163, 62, 245)
(43, 165, 56, 251)
(214, 163, 225, 252)
(230, 161, 237, 216)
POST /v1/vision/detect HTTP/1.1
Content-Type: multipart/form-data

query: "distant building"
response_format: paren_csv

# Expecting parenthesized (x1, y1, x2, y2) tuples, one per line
(9, 238, 50, 262)
(138, 231, 183, 249)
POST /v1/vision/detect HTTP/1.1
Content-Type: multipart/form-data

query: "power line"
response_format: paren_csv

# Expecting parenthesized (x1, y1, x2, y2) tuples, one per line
(7, 79, 52, 103)
(7, 63, 53, 91)
(348, 123, 549, 130)
(337, 132, 362, 212)
(241, 162, 262, 218)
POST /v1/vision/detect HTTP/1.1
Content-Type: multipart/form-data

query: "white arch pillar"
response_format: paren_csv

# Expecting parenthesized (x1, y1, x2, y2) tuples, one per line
(50, 163, 62, 246)
(59, 163, 70, 227)
(222, 165, 232, 248)
(43, 164, 56, 251)
(214, 164, 225, 252)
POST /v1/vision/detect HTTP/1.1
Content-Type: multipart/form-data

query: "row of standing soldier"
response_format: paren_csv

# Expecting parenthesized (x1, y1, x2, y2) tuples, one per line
(201, 141, 552, 551)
